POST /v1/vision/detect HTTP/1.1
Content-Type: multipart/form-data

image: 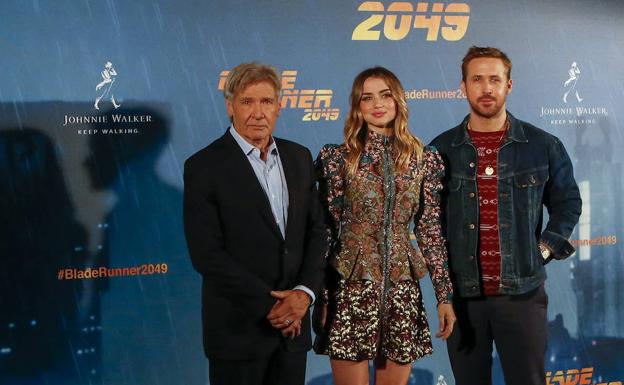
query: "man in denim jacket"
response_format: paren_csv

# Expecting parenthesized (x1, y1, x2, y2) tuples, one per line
(430, 46, 581, 385)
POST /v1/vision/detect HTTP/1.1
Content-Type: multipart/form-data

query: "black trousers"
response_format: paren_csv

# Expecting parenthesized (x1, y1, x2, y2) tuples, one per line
(208, 347, 307, 385)
(447, 284, 548, 385)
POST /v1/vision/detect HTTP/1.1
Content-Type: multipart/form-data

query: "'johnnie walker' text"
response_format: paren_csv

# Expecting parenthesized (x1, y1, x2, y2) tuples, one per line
(64, 114, 152, 126)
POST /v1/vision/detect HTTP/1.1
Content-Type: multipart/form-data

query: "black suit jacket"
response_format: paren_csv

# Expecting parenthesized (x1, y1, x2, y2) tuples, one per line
(183, 129, 326, 360)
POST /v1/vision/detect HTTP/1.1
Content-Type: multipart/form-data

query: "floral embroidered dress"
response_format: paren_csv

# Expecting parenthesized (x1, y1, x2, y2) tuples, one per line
(315, 130, 453, 364)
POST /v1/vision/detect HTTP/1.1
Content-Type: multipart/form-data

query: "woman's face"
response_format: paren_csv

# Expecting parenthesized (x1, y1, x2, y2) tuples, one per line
(359, 77, 396, 134)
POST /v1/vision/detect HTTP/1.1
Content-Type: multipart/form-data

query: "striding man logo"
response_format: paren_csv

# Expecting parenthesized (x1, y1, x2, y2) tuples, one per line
(95, 61, 121, 110)
(563, 62, 583, 104)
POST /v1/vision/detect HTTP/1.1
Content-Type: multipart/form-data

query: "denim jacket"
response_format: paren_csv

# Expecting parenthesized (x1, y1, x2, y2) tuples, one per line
(430, 112, 582, 297)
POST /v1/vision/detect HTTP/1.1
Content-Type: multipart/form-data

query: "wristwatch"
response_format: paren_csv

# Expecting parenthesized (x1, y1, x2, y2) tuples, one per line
(539, 243, 552, 260)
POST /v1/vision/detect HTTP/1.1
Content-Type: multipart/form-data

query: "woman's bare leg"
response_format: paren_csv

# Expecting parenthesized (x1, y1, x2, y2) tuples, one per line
(331, 359, 369, 385)
(374, 358, 412, 385)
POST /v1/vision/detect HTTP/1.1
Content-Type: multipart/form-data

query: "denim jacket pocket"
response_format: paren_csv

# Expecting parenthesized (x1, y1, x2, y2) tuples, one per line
(513, 168, 549, 213)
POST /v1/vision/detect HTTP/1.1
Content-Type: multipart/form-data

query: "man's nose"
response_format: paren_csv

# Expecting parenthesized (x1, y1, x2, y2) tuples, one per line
(252, 103, 264, 119)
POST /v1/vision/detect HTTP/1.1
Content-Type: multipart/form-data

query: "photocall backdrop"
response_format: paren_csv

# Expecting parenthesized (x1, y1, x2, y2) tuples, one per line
(0, 0, 622, 384)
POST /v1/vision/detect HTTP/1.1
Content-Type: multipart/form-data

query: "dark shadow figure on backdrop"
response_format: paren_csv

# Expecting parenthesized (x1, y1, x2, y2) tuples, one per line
(84, 107, 205, 385)
(0, 129, 87, 385)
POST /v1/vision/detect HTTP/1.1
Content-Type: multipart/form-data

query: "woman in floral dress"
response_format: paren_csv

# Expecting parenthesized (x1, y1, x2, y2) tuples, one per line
(315, 67, 455, 385)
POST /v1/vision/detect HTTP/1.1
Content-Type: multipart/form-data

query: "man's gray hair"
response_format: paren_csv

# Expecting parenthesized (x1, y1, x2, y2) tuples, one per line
(223, 62, 281, 100)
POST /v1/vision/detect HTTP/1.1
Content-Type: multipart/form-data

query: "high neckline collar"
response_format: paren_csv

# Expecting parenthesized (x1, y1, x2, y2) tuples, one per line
(365, 129, 394, 148)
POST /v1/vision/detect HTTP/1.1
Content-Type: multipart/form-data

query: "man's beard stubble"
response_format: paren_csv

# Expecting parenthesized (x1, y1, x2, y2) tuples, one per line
(469, 95, 506, 119)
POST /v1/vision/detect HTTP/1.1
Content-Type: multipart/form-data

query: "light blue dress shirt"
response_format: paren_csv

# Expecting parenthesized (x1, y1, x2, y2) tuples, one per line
(230, 127, 315, 304)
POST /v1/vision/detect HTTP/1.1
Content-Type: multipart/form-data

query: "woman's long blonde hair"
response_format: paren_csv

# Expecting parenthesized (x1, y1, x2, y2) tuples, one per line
(344, 67, 423, 175)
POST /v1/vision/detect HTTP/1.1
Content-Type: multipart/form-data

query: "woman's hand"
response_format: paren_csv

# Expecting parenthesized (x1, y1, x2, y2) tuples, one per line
(435, 303, 456, 340)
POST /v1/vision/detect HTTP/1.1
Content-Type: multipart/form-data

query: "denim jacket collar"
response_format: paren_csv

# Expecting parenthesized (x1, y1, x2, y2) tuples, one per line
(451, 111, 528, 147)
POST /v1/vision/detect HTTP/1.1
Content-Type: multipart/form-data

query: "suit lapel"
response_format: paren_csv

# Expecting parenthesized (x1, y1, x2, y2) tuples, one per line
(276, 140, 296, 241)
(222, 130, 283, 240)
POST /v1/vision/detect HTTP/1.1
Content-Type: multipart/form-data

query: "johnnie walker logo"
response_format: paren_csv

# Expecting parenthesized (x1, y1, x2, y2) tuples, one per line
(62, 60, 153, 135)
(539, 61, 608, 126)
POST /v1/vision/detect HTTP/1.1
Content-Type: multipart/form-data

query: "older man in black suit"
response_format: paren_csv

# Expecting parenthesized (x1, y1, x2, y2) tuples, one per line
(183, 62, 326, 385)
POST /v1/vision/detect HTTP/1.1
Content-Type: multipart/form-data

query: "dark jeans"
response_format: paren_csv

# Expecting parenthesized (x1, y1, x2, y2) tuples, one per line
(447, 284, 548, 385)
(208, 348, 306, 385)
